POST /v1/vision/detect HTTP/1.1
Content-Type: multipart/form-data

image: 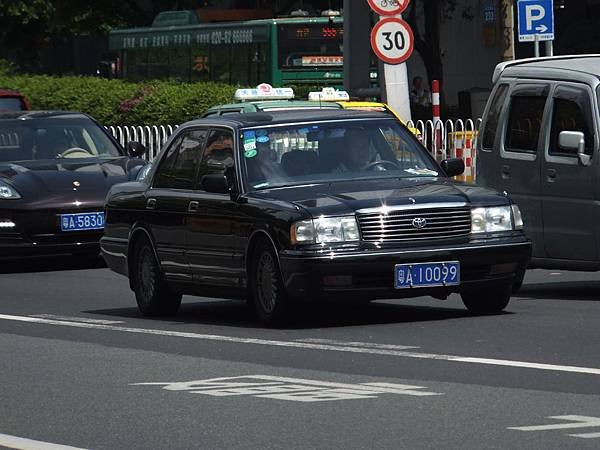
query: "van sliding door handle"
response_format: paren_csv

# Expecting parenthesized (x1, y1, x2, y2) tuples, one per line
(188, 201, 200, 213)
(547, 169, 557, 181)
(501, 165, 510, 179)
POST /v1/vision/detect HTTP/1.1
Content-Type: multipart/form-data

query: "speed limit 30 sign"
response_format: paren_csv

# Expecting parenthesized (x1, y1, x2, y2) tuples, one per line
(370, 17, 414, 65)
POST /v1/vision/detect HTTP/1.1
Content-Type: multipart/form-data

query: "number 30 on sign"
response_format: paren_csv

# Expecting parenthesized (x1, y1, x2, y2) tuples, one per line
(370, 17, 414, 65)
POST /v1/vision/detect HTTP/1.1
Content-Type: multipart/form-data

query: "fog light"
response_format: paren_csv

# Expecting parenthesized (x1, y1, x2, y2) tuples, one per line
(0, 220, 16, 228)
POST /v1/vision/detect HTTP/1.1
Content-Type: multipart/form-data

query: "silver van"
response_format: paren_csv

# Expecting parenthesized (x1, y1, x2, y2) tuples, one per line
(477, 55, 600, 272)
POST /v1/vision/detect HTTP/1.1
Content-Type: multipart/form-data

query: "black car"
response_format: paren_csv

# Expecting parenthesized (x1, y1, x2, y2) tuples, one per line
(101, 110, 531, 325)
(0, 111, 148, 259)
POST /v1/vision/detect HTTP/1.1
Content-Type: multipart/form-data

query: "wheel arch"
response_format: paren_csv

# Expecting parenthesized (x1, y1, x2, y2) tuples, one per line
(245, 229, 282, 287)
(127, 224, 159, 290)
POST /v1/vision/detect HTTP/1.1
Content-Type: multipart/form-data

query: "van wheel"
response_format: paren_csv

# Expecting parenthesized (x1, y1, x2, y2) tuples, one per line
(131, 237, 182, 316)
(249, 240, 289, 326)
(461, 285, 511, 315)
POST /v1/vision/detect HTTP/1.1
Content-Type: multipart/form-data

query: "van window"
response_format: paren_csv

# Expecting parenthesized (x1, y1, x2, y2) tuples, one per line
(505, 95, 547, 153)
(550, 86, 593, 156)
(481, 84, 508, 150)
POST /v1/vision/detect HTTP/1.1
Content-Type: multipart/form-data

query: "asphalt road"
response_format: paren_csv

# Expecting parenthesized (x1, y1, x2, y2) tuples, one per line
(0, 257, 599, 449)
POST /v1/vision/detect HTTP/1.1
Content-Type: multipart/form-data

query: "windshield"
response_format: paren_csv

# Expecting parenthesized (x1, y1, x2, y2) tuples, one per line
(0, 97, 25, 111)
(0, 118, 122, 162)
(241, 119, 439, 191)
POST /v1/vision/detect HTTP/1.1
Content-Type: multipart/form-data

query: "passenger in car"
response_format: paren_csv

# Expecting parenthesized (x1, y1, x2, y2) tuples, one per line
(246, 140, 285, 186)
(332, 128, 377, 172)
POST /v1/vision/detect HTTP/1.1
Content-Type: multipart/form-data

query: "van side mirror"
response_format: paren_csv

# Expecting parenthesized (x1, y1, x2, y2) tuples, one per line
(441, 158, 465, 177)
(201, 174, 230, 194)
(127, 141, 147, 158)
(559, 131, 590, 166)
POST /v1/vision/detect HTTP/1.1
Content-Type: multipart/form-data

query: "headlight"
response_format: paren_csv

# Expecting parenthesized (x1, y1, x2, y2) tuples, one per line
(291, 216, 360, 244)
(0, 180, 21, 199)
(471, 206, 516, 233)
(136, 164, 152, 181)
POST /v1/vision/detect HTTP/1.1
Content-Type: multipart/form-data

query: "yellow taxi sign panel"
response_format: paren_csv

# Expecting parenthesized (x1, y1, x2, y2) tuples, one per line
(234, 83, 295, 102)
(308, 87, 350, 102)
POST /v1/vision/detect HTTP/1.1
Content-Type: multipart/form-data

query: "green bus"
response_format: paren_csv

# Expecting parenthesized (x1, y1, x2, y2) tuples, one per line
(108, 13, 347, 87)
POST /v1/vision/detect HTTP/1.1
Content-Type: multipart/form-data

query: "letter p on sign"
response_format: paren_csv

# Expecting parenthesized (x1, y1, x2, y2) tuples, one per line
(526, 5, 545, 30)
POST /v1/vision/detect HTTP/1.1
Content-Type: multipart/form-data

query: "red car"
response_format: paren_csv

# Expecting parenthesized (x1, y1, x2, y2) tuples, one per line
(0, 89, 30, 111)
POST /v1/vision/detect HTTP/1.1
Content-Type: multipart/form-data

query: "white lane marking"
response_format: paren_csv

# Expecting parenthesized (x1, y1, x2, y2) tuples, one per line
(296, 338, 419, 350)
(0, 432, 87, 450)
(31, 314, 124, 325)
(570, 432, 600, 439)
(132, 375, 443, 402)
(2, 313, 600, 376)
(509, 416, 600, 439)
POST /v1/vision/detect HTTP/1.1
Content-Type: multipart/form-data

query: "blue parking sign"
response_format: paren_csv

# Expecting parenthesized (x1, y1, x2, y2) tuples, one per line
(517, 0, 554, 42)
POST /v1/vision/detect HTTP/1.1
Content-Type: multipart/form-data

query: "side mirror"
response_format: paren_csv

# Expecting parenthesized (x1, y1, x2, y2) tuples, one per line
(127, 141, 147, 158)
(201, 173, 230, 194)
(559, 131, 590, 166)
(441, 158, 465, 177)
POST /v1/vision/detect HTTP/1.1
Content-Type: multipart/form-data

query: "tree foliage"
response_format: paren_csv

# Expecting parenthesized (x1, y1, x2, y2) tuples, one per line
(0, 0, 186, 70)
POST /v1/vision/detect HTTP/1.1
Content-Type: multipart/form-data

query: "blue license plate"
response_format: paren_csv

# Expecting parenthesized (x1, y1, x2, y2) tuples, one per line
(60, 212, 105, 232)
(394, 261, 460, 289)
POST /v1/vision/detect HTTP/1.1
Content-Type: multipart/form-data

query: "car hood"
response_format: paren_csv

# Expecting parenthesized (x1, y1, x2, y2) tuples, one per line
(249, 178, 510, 217)
(0, 157, 145, 200)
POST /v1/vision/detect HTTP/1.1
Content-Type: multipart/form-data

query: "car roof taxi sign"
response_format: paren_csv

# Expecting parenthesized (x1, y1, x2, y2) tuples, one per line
(234, 83, 295, 102)
(308, 87, 350, 102)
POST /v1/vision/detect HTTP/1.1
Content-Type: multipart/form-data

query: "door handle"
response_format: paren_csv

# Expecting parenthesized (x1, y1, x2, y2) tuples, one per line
(188, 201, 200, 213)
(501, 165, 510, 179)
(547, 168, 557, 182)
(146, 198, 156, 210)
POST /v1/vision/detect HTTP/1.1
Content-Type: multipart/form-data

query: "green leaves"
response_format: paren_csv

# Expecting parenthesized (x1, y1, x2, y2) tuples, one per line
(0, 73, 237, 125)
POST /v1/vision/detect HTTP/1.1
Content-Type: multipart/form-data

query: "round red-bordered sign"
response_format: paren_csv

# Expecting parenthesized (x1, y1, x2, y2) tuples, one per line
(366, 0, 410, 16)
(370, 17, 414, 65)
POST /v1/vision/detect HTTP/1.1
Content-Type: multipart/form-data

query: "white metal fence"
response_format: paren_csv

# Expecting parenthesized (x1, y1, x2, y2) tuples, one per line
(107, 118, 481, 182)
(106, 125, 177, 161)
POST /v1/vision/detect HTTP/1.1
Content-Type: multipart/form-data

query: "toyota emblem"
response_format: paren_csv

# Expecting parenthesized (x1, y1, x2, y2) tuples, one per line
(412, 217, 427, 229)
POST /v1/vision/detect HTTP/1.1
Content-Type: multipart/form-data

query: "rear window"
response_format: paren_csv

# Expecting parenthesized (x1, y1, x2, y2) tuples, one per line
(0, 97, 25, 111)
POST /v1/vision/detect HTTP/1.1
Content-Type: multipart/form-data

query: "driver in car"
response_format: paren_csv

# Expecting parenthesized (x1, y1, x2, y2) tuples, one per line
(332, 128, 380, 172)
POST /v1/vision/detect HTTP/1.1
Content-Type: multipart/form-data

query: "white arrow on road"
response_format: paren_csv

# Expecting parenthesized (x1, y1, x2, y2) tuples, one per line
(509, 415, 600, 439)
(536, 24, 548, 32)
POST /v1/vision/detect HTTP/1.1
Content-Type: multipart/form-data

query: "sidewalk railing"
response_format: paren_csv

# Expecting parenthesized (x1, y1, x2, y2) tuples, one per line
(107, 119, 482, 182)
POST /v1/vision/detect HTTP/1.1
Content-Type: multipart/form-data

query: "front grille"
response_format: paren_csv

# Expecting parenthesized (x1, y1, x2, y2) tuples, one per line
(357, 205, 471, 243)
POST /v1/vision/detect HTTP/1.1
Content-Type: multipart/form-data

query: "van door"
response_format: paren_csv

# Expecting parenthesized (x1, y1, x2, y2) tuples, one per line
(540, 83, 597, 261)
(498, 83, 550, 259)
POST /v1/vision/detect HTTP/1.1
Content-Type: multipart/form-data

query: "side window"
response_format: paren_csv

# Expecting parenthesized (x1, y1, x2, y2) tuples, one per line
(550, 86, 593, 156)
(153, 129, 207, 189)
(153, 135, 183, 188)
(197, 129, 235, 186)
(505, 89, 548, 153)
(481, 83, 508, 150)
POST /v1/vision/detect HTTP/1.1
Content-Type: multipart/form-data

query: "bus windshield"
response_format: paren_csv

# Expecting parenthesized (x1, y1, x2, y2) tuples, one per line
(277, 22, 343, 69)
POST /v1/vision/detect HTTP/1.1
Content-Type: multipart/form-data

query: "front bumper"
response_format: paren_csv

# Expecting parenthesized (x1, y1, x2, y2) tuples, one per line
(279, 237, 531, 301)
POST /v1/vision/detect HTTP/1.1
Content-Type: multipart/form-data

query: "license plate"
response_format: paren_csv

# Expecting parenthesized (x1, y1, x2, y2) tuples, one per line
(394, 261, 460, 289)
(60, 212, 105, 232)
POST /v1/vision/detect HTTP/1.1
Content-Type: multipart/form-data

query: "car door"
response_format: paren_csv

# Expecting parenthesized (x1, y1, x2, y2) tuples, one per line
(540, 83, 598, 261)
(497, 83, 550, 259)
(146, 129, 204, 282)
(186, 128, 249, 289)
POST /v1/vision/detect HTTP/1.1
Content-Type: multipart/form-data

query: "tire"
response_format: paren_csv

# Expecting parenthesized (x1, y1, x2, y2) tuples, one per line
(248, 240, 289, 326)
(130, 237, 182, 316)
(461, 285, 511, 315)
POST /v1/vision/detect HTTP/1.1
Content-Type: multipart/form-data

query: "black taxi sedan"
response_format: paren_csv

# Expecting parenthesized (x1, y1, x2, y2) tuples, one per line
(0, 111, 148, 259)
(101, 110, 531, 325)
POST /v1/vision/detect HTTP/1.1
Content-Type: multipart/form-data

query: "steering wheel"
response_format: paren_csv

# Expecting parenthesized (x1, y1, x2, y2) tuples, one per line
(57, 147, 93, 158)
(363, 160, 400, 171)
